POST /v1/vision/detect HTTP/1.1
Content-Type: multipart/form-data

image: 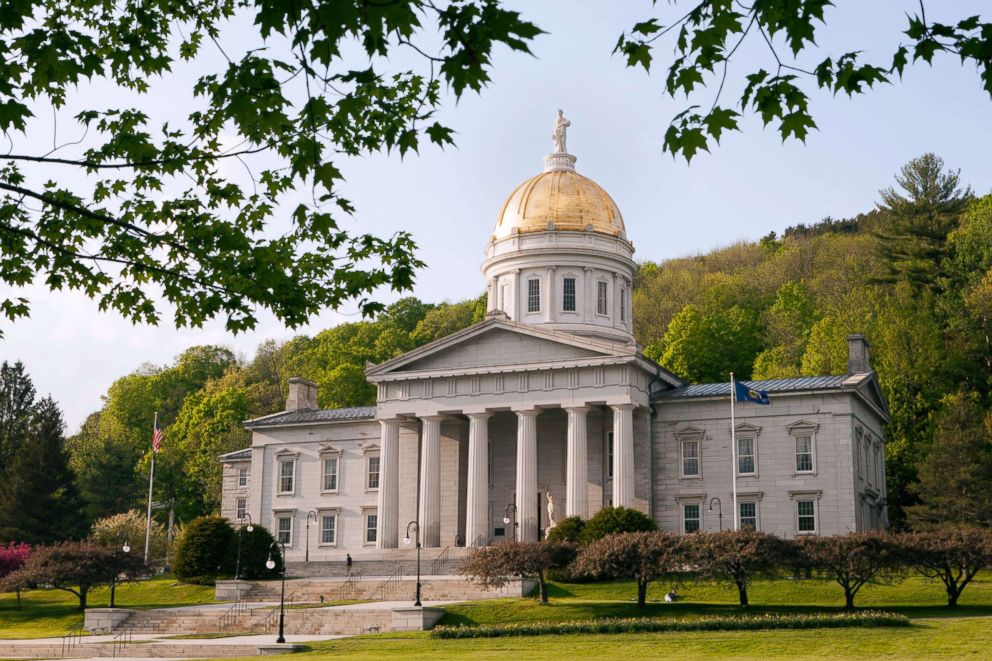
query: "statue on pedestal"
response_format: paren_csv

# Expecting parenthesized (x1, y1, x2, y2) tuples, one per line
(551, 110, 570, 154)
(546, 492, 557, 531)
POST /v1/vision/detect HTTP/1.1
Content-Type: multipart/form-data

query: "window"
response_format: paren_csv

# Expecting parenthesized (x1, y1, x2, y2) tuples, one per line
(322, 457, 338, 492)
(367, 455, 380, 490)
(237, 468, 248, 487)
(681, 440, 699, 477)
(236, 497, 246, 519)
(606, 431, 614, 479)
(278, 460, 295, 494)
(620, 287, 627, 322)
(739, 502, 758, 530)
(500, 282, 510, 312)
(683, 503, 700, 533)
(320, 514, 337, 545)
(562, 277, 576, 311)
(277, 515, 293, 545)
(365, 513, 378, 544)
(795, 435, 814, 473)
(737, 438, 756, 475)
(527, 278, 541, 313)
(596, 281, 608, 315)
(797, 500, 816, 533)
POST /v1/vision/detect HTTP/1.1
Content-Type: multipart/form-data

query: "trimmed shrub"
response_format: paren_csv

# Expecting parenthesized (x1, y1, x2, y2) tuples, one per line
(546, 516, 585, 544)
(222, 524, 282, 579)
(173, 516, 234, 584)
(430, 611, 910, 639)
(581, 507, 657, 543)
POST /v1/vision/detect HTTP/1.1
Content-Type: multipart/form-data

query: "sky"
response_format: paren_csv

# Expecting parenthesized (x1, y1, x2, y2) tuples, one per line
(2, 1, 991, 433)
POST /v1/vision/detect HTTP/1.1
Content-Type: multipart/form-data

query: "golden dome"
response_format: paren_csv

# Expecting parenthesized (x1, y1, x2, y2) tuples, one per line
(493, 167, 625, 241)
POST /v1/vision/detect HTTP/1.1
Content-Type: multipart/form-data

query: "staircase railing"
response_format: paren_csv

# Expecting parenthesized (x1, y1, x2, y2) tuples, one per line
(251, 596, 294, 633)
(375, 567, 404, 601)
(336, 568, 365, 600)
(430, 546, 451, 574)
(111, 624, 133, 658)
(61, 624, 84, 657)
(219, 593, 249, 630)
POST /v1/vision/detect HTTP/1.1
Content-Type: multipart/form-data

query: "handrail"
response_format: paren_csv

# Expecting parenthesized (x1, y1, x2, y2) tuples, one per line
(219, 593, 249, 630)
(61, 624, 84, 657)
(111, 624, 132, 658)
(375, 567, 404, 601)
(337, 568, 366, 599)
(430, 546, 451, 574)
(251, 596, 294, 633)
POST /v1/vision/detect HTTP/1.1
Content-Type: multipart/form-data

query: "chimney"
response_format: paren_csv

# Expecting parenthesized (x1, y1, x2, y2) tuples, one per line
(846, 334, 872, 374)
(286, 377, 318, 411)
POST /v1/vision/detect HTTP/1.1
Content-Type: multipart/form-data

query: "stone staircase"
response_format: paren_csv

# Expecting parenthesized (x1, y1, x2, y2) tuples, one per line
(0, 641, 300, 658)
(244, 575, 527, 604)
(284, 546, 464, 578)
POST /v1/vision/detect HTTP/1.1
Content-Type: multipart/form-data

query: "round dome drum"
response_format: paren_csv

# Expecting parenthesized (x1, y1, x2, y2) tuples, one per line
(493, 169, 625, 241)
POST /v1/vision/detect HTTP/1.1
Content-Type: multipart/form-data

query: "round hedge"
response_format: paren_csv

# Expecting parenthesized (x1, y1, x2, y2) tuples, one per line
(546, 516, 586, 543)
(222, 524, 282, 579)
(580, 506, 657, 543)
(173, 516, 235, 584)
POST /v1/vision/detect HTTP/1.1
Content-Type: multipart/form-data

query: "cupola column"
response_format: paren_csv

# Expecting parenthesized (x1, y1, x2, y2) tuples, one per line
(418, 416, 444, 548)
(611, 404, 635, 508)
(465, 412, 491, 546)
(515, 409, 539, 542)
(565, 406, 589, 518)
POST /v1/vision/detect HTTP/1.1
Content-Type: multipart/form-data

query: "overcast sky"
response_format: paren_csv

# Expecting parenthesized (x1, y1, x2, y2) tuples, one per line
(2, 1, 990, 433)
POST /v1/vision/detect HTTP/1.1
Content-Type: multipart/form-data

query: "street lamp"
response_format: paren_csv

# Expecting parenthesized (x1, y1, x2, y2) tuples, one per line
(235, 513, 254, 580)
(709, 497, 723, 532)
(109, 533, 131, 609)
(266, 541, 287, 644)
(403, 521, 422, 607)
(305, 511, 317, 563)
(502, 503, 517, 540)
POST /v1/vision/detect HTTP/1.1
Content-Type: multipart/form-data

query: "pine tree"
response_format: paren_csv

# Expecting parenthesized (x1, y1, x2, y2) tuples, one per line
(0, 361, 37, 474)
(0, 397, 87, 544)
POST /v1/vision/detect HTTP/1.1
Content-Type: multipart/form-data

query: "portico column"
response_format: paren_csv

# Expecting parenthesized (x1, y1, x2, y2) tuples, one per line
(565, 406, 589, 518)
(515, 409, 539, 542)
(418, 415, 443, 548)
(465, 412, 491, 546)
(375, 419, 400, 549)
(611, 404, 635, 508)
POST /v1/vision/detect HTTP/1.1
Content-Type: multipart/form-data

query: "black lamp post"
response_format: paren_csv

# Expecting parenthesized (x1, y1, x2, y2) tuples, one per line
(709, 497, 723, 532)
(403, 521, 422, 607)
(266, 541, 287, 644)
(502, 503, 517, 541)
(235, 513, 254, 580)
(305, 511, 317, 563)
(109, 533, 131, 609)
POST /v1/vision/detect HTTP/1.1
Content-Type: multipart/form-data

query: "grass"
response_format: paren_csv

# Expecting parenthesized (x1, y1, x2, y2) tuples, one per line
(0, 574, 215, 639)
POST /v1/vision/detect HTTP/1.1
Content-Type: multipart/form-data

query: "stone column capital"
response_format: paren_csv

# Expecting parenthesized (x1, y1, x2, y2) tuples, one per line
(420, 415, 446, 424)
(514, 408, 540, 419)
(610, 403, 636, 413)
(465, 411, 492, 421)
(564, 405, 590, 415)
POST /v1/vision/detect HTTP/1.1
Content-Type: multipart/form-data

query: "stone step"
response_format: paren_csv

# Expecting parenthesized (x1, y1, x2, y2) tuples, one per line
(0, 642, 301, 658)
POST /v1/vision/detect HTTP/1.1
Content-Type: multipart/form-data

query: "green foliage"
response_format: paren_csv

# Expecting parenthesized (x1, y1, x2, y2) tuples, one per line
(223, 524, 281, 580)
(546, 517, 586, 544)
(0, 1, 542, 334)
(580, 507, 657, 544)
(799, 532, 905, 610)
(660, 303, 763, 382)
(573, 531, 683, 606)
(172, 516, 234, 585)
(431, 610, 911, 639)
(90, 510, 168, 564)
(0, 361, 36, 474)
(614, 4, 992, 160)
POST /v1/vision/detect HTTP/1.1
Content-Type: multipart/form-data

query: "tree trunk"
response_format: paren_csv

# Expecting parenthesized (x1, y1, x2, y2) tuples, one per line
(947, 585, 959, 608)
(844, 589, 855, 611)
(637, 578, 647, 607)
(537, 570, 548, 604)
(16, 589, 21, 609)
(78, 588, 88, 611)
(736, 580, 749, 608)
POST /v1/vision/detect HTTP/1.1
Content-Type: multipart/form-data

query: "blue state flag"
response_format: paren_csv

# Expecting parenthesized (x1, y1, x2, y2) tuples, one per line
(735, 380, 770, 405)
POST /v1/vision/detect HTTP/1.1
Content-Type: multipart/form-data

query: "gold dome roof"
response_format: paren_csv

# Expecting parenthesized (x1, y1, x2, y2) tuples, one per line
(493, 167, 625, 241)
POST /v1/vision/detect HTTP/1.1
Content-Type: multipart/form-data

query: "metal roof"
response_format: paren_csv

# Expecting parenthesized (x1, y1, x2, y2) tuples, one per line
(654, 375, 854, 400)
(244, 406, 377, 428)
(218, 448, 251, 461)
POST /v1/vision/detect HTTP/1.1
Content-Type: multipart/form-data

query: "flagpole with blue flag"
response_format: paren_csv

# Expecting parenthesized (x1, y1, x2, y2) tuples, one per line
(730, 373, 738, 532)
(144, 412, 159, 564)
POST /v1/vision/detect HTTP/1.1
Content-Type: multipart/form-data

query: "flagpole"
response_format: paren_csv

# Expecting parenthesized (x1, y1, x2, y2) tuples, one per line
(144, 412, 157, 564)
(730, 373, 738, 532)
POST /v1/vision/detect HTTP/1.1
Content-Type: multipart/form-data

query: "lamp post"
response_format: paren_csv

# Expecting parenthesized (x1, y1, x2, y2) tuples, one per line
(266, 541, 287, 644)
(403, 521, 422, 607)
(305, 511, 317, 563)
(235, 513, 254, 580)
(708, 497, 723, 532)
(109, 533, 131, 609)
(502, 503, 517, 541)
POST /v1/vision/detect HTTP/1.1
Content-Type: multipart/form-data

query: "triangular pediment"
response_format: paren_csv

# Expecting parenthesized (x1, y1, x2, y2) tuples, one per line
(366, 318, 636, 378)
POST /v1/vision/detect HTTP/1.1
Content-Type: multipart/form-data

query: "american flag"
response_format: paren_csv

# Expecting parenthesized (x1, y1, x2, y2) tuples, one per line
(152, 420, 164, 453)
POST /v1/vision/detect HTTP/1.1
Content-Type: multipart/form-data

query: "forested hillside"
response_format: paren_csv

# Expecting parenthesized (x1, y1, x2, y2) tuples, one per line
(62, 154, 992, 530)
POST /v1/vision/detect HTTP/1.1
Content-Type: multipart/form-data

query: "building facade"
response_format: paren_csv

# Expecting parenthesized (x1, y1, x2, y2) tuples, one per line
(220, 116, 889, 560)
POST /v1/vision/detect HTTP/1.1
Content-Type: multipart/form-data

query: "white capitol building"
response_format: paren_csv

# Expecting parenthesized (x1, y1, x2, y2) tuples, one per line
(220, 115, 890, 560)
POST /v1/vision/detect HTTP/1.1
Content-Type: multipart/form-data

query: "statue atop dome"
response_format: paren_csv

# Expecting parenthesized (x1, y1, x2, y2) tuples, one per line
(551, 110, 570, 154)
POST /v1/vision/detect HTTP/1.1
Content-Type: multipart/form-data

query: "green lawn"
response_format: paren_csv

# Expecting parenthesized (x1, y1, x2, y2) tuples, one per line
(0, 575, 215, 639)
